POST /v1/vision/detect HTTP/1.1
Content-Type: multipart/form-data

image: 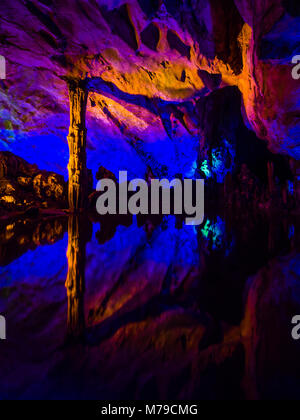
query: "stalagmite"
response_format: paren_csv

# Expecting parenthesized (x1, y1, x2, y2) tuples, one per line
(67, 79, 88, 211)
(65, 215, 86, 339)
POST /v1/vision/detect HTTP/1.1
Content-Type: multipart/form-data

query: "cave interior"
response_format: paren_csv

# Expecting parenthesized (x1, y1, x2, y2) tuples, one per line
(0, 0, 300, 400)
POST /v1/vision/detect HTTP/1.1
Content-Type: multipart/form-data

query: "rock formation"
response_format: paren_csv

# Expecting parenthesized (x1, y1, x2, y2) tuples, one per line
(67, 80, 89, 211)
(0, 0, 298, 183)
(0, 151, 67, 214)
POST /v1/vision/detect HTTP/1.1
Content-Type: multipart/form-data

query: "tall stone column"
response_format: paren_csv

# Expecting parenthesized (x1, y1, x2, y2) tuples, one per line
(65, 215, 86, 339)
(67, 79, 88, 211)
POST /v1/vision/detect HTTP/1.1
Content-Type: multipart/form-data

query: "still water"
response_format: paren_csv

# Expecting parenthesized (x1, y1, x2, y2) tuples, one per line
(0, 212, 299, 400)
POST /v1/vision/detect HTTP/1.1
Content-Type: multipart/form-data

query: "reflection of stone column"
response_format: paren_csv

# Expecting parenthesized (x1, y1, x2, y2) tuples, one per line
(65, 215, 86, 339)
(67, 79, 88, 211)
(224, 172, 233, 206)
(267, 161, 275, 195)
(282, 181, 288, 205)
(268, 219, 276, 254)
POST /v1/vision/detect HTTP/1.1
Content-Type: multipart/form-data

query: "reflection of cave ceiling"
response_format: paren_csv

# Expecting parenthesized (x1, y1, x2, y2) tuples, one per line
(0, 0, 299, 177)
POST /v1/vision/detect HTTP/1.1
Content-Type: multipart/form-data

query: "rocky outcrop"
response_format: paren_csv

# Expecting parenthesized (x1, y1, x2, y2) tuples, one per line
(0, 152, 67, 214)
(234, 1, 300, 158)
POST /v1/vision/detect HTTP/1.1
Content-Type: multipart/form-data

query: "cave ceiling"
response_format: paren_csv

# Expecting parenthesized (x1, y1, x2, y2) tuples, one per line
(0, 0, 299, 177)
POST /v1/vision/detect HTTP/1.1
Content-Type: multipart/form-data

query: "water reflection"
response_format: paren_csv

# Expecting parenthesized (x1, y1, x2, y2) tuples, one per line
(66, 215, 92, 340)
(0, 212, 299, 399)
(0, 216, 67, 267)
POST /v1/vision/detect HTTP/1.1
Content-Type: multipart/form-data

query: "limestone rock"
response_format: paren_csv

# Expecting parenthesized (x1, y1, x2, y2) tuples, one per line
(0, 152, 67, 214)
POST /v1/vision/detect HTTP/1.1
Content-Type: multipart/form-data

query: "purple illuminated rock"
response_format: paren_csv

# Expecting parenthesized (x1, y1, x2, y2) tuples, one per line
(0, 0, 298, 173)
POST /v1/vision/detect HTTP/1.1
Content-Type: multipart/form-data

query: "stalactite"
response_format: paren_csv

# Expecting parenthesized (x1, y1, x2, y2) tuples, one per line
(67, 79, 88, 211)
(65, 215, 86, 339)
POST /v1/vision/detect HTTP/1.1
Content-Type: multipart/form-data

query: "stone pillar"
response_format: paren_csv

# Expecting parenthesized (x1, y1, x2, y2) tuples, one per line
(65, 215, 86, 339)
(67, 79, 88, 211)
